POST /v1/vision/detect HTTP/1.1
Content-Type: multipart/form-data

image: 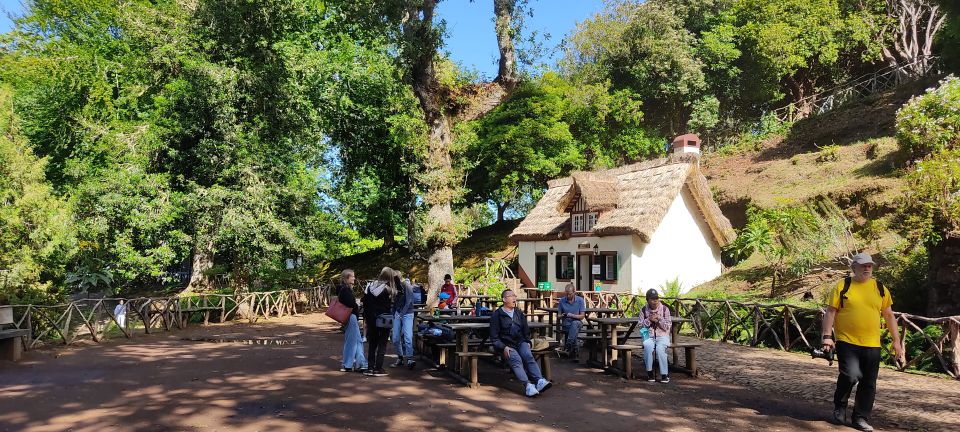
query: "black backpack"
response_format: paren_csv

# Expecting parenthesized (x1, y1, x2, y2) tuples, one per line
(838, 277, 886, 308)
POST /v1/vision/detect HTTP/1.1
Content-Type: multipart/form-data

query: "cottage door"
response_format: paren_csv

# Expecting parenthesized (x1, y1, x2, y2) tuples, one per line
(577, 254, 592, 291)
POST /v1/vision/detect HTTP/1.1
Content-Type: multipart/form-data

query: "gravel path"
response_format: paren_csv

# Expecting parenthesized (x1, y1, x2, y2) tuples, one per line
(0, 313, 952, 431)
(693, 338, 959, 432)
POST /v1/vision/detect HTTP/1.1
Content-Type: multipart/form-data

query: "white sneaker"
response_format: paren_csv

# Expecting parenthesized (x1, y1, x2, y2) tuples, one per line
(525, 383, 540, 397)
(535, 378, 552, 393)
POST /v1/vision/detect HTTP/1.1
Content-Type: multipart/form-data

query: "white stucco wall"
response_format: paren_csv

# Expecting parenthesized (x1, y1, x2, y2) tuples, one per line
(517, 235, 635, 293)
(633, 186, 722, 294)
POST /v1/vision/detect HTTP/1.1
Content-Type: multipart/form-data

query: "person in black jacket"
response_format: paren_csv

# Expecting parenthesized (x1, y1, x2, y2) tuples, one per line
(337, 269, 368, 372)
(362, 267, 396, 376)
(489, 289, 552, 397)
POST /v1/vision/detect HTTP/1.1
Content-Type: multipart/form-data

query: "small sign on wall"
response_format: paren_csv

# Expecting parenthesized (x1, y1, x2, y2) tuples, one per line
(591, 264, 601, 275)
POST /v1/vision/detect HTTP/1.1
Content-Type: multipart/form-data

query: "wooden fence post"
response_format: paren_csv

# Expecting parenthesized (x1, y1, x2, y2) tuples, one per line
(782, 307, 790, 351)
(949, 320, 960, 378)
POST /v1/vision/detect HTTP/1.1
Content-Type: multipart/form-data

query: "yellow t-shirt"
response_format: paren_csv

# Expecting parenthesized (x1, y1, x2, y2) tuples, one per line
(829, 278, 893, 348)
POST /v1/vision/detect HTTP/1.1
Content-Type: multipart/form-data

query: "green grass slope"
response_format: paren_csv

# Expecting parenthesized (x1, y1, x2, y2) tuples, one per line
(329, 220, 520, 281)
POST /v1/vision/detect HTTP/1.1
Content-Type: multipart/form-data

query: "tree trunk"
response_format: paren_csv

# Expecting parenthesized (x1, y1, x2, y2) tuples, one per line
(184, 240, 214, 294)
(382, 224, 396, 248)
(927, 235, 960, 316)
(401, 0, 518, 306)
(496, 201, 508, 222)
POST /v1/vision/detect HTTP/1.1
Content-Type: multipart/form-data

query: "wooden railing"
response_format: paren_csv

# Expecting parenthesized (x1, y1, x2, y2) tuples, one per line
(768, 56, 941, 123)
(3, 286, 333, 350)
(7, 285, 957, 379)
(546, 290, 960, 379)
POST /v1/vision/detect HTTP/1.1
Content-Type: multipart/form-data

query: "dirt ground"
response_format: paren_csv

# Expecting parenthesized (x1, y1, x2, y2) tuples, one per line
(0, 313, 939, 432)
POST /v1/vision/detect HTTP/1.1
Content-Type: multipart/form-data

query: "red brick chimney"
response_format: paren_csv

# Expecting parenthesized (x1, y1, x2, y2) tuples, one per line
(671, 133, 701, 156)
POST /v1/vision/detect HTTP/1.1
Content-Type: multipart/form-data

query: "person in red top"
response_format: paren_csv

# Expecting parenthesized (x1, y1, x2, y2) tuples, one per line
(440, 274, 457, 309)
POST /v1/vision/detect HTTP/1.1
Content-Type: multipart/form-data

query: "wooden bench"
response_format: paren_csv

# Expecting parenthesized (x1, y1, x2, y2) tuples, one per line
(578, 335, 602, 365)
(532, 340, 558, 381)
(669, 341, 701, 377)
(429, 340, 485, 369)
(0, 329, 29, 362)
(457, 351, 494, 388)
(610, 344, 643, 378)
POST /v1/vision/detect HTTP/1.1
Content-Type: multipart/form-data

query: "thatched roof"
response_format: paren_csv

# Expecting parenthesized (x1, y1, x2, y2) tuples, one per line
(509, 154, 736, 246)
(556, 172, 619, 213)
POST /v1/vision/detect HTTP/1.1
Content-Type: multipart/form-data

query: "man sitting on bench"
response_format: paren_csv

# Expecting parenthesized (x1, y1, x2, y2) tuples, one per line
(490, 289, 552, 397)
(557, 283, 585, 362)
(640, 289, 672, 383)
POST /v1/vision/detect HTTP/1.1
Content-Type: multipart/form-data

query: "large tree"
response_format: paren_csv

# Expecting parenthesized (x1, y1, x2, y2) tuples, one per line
(337, 0, 521, 301)
(5, 0, 347, 294)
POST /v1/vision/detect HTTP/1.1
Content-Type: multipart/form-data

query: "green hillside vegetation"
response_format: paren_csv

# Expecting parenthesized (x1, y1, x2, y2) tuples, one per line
(331, 220, 520, 282)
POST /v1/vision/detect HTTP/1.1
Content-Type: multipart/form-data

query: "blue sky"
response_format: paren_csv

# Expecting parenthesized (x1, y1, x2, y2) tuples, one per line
(0, 0, 605, 75)
(437, 0, 605, 78)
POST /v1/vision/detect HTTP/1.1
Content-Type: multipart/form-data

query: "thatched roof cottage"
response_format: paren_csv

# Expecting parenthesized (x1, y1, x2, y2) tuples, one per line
(509, 134, 736, 295)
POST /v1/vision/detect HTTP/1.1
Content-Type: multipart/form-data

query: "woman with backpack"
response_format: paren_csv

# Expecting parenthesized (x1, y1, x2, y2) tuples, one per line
(362, 267, 396, 376)
(640, 289, 672, 383)
(391, 269, 416, 369)
(337, 269, 368, 373)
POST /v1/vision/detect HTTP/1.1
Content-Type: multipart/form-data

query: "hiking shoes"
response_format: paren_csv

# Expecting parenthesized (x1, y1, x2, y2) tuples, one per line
(525, 383, 540, 397)
(852, 417, 874, 432)
(832, 407, 846, 425)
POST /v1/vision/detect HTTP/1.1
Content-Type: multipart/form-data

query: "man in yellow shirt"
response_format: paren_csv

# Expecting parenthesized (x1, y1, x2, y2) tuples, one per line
(821, 253, 905, 432)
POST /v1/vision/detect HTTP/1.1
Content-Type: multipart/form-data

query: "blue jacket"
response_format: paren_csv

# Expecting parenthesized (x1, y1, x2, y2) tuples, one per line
(489, 306, 531, 350)
(392, 279, 415, 315)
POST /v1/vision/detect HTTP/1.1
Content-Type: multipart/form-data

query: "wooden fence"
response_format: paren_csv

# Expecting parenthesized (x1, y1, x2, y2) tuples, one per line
(768, 56, 941, 123)
(3, 286, 333, 350)
(563, 290, 959, 380)
(6, 285, 958, 379)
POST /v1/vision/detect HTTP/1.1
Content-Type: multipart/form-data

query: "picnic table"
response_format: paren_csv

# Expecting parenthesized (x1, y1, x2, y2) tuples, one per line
(586, 316, 639, 368)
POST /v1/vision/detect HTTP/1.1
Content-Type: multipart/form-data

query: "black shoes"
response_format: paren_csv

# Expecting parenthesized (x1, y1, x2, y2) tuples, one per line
(660, 375, 670, 383)
(647, 371, 656, 382)
(833, 407, 846, 425)
(852, 416, 874, 432)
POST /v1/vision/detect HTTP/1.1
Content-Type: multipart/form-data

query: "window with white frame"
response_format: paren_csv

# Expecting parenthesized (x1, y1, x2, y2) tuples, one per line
(605, 254, 616, 280)
(586, 212, 598, 231)
(572, 214, 584, 232)
(572, 212, 599, 233)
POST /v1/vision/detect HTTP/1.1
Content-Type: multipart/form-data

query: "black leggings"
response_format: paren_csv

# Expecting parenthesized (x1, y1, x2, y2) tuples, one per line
(834, 341, 881, 421)
(366, 325, 390, 371)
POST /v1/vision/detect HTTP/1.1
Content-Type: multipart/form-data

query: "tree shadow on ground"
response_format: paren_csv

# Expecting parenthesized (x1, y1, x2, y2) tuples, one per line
(0, 314, 915, 431)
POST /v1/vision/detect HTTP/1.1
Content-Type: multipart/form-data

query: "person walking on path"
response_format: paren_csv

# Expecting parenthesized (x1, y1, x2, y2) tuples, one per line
(489, 289, 552, 397)
(363, 267, 396, 376)
(640, 289, 672, 383)
(391, 270, 416, 369)
(337, 269, 368, 373)
(557, 284, 585, 362)
(821, 253, 905, 432)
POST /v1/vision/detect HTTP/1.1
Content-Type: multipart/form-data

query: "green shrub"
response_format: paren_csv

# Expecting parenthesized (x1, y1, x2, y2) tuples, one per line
(660, 277, 683, 298)
(875, 243, 929, 316)
(898, 148, 960, 246)
(895, 76, 960, 159)
(815, 144, 840, 163)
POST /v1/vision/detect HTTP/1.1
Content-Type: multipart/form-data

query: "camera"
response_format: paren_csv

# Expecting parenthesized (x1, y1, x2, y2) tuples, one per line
(811, 346, 835, 366)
